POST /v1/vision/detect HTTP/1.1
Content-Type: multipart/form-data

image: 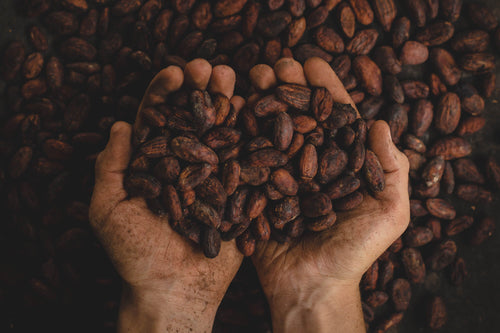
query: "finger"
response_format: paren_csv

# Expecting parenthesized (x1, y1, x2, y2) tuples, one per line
(230, 95, 245, 112)
(140, 66, 184, 108)
(249, 64, 278, 91)
(368, 121, 410, 208)
(184, 59, 212, 90)
(273, 58, 307, 86)
(209, 65, 236, 99)
(303, 57, 358, 111)
(95, 121, 133, 182)
(91, 121, 132, 219)
(368, 121, 408, 174)
(132, 66, 184, 139)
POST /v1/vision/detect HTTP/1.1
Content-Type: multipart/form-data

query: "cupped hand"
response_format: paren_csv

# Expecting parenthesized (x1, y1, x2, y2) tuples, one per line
(249, 58, 410, 332)
(89, 59, 244, 332)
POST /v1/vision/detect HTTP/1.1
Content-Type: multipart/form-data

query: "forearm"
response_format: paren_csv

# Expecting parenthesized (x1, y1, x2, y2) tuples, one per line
(118, 283, 219, 333)
(269, 282, 365, 333)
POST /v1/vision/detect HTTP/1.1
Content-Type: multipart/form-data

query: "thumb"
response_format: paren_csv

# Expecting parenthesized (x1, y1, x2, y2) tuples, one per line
(91, 121, 132, 223)
(95, 121, 133, 183)
(367, 121, 410, 203)
(368, 121, 407, 173)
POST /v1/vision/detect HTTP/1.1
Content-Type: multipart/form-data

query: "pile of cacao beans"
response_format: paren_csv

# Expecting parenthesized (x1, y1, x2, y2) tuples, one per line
(1, 0, 500, 332)
(126, 83, 383, 258)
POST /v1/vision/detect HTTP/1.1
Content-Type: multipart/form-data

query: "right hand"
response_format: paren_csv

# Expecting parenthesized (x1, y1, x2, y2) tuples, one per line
(249, 58, 410, 333)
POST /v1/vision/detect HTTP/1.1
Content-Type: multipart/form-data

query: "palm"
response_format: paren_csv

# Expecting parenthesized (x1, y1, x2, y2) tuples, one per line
(254, 190, 408, 295)
(97, 197, 242, 293)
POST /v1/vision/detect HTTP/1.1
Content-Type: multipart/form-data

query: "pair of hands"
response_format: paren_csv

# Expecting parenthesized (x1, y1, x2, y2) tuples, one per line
(89, 58, 410, 333)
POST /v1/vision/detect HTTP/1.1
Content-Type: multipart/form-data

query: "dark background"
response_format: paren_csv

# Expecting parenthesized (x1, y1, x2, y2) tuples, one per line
(389, 1, 500, 332)
(1, 0, 499, 332)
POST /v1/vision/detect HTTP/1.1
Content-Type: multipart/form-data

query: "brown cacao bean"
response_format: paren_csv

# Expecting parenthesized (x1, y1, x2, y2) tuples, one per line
(372, 0, 397, 32)
(401, 247, 426, 283)
(390, 278, 411, 311)
(352, 56, 383, 96)
(427, 296, 447, 329)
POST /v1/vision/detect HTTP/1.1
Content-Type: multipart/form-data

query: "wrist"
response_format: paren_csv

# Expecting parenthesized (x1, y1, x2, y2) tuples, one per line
(118, 282, 220, 333)
(268, 279, 365, 333)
